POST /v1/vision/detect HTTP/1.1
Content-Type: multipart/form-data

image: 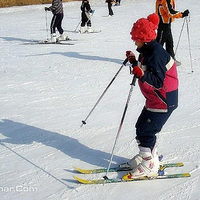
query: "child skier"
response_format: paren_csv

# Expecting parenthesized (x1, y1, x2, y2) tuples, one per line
(80, 0, 94, 33)
(156, 0, 189, 65)
(45, 0, 68, 42)
(120, 13, 179, 180)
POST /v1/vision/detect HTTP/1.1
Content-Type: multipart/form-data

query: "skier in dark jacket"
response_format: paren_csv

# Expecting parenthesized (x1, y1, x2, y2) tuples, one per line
(45, 0, 68, 42)
(80, 0, 94, 33)
(120, 13, 178, 180)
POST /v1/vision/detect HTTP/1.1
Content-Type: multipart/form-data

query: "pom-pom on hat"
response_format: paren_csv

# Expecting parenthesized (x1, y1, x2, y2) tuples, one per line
(130, 13, 159, 43)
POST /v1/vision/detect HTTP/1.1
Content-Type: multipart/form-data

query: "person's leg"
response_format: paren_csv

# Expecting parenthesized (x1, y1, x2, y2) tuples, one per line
(123, 108, 175, 178)
(108, 2, 114, 16)
(56, 13, 68, 40)
(50, 15, 57, 34)
(136, 108, 174, 149)
(165, 28, 175, 59)
(80, 12, 87, 33)
(47, 15, 57, 42)
(56, 13, 64, 34)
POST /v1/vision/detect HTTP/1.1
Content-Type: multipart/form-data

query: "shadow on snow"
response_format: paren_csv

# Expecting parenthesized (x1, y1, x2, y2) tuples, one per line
(0, 119, 126, 166)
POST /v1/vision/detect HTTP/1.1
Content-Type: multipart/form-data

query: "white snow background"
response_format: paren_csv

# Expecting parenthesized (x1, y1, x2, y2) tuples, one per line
(0, 0, 200, 199)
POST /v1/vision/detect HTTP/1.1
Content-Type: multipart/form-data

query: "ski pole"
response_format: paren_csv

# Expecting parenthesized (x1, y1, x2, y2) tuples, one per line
(103, 75, 137, 181)
(81, 58, 128, 127)
(175, 17, 186, 56)
(45, 11, 48, 40)
(186, 16, 194, 73)
(74, 20, 81, 32)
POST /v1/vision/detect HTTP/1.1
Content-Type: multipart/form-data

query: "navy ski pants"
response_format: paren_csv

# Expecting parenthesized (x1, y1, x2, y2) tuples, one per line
(135, 107, 175, 150)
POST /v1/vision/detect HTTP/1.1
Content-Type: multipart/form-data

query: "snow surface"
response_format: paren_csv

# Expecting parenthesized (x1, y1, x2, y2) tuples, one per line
(0, 0, 200, 199)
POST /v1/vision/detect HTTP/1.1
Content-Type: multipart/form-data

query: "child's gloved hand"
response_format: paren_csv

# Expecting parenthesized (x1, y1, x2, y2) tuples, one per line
(132, 66, 144, 78)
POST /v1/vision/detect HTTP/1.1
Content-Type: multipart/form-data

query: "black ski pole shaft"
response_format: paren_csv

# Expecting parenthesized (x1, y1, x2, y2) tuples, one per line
(103, 75, 137, 181)
(81, 58, 128, 127)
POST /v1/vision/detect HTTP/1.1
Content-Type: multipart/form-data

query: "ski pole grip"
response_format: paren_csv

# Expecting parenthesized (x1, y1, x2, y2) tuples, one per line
(123, 58, 129, 65)
(131, 75, 137, 86)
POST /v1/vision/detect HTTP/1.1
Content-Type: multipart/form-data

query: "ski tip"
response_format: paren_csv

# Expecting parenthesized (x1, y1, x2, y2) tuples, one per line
(183, 173, 191, 177)
(73, 166, 79, 170)
(73, 166, 91, 174)
(73, 175, 104, 184)
(176, 162, 184, 167)
(73, 166, 77, 169)
(73, 175, 89, 184)
(166, 173, 191, 178)
(73, 166, 82, 172)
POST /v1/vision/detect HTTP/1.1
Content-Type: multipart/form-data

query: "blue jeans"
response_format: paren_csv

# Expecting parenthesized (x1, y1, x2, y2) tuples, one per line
(135, 107, 175, 150)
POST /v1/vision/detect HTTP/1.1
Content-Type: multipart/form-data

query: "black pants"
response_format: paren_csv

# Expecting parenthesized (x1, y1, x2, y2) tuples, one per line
(81, 12, 91, 27)
(156, 24, 175, 59)
(108, 1, 114, 15)
(50, 13, 64, 34)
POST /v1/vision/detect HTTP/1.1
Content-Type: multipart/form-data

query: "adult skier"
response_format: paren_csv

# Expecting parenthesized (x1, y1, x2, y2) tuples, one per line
(156, 0, 189, 65)
(120, 13, 179, 180)
(45, 0, 68, 42)
(106, 0, 114, 16)
(80, 0, 94, 33)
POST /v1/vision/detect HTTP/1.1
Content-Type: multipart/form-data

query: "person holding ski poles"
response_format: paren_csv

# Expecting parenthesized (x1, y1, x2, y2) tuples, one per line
(120, 13, 179, 180)
(80, 0, 94, 33)
(156, 0, 189, 65)
(45, 0, 68, 43)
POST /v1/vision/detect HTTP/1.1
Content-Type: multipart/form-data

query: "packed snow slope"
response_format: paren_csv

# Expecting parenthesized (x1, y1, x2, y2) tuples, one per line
(0, 0, 200, 199)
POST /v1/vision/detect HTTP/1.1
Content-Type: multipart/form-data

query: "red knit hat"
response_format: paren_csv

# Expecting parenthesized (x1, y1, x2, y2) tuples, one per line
(130, 13, 159, 42)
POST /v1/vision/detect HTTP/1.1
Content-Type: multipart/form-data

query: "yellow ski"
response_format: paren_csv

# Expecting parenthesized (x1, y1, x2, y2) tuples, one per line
(73, 173, 191, 184)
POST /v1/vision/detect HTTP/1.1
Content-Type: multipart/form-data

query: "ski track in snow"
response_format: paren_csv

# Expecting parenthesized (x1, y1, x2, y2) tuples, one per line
(0, 0, 200, 199)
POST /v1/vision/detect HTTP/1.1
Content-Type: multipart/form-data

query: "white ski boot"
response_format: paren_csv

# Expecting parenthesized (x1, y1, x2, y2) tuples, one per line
(46, 33, 57, 43)
(57, 32, 68, 41)
(122, 146, 160, 180)
(119, 153, 142, 170)
(80, 26, 86, 34)
(87, 26, 94, 33)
